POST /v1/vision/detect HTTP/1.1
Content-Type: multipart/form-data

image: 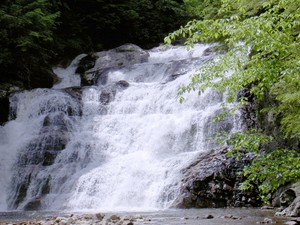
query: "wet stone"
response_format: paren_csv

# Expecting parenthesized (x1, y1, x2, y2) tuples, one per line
(203, 214, 214, 219)
(284, 221, 298, 225)
(110, 214, 121, 221)
(256, 217, 276, 224)
(23, 199, 41, 211)
(95, 212, 105, 220)
(100, 91, 113, 105)
(116, 80, 130, 89)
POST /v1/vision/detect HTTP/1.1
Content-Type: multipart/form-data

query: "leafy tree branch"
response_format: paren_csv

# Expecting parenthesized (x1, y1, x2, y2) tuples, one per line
(167, 0, 300, 203)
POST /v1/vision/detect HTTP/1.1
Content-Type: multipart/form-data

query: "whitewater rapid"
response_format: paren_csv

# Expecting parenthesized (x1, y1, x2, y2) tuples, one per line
(0, 44, 238, 211)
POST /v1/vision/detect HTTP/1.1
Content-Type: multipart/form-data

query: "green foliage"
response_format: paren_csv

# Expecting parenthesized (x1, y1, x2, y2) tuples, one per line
(184, 0, 221, 19)
(51, 0, 188, 56)
(0, 0, 59, 55)
(224, 130, 272, 158)
(241, 149, 300, 202)
(166, 0, 300, 202)
(222, 130, 300, 203)
(0, 0, 59, 87)
(166, 0, 300, 138)
(221, 129, 300, 203)
(0, 0, 188, 88)
(271, 70, 300, 139)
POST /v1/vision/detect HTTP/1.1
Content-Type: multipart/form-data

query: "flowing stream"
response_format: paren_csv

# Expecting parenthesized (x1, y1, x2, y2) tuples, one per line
(0, 44, 239, 212)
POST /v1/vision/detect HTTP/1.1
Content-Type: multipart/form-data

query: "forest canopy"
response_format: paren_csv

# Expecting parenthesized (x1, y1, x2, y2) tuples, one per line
(0, 0, 188, 88)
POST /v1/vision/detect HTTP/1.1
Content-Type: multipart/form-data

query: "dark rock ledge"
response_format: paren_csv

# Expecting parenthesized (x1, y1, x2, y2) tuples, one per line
(173, 147, 300, 219)
(172, 147, 260, 208)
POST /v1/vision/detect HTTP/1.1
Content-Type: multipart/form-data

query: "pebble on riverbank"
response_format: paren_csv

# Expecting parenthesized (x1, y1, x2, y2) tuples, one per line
(0, 213, 139, 225)
(0, 211, 297, 225)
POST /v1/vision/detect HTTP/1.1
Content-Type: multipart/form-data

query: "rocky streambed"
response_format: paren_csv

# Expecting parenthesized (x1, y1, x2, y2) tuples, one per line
(0, 208, 299, 225)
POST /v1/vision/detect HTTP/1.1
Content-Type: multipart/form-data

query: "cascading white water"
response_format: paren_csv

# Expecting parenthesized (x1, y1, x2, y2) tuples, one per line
(52, 54, 87, 89)
(0, 44, 238, 212)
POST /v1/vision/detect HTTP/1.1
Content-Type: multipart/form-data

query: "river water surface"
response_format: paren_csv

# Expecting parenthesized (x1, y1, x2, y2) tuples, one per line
(0, 208, 291, 224)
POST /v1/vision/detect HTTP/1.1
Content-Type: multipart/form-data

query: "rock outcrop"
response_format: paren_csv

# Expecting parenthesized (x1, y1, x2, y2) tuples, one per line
(81, 44, 149, 85)
(276, 182, 300, 217)
(8, 88, 82, 210)
(173, 148, 260, 208)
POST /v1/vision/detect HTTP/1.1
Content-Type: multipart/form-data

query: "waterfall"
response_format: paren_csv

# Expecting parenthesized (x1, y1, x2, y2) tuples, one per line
(0, 44, 238, 211)
(52, 54, 87, 89)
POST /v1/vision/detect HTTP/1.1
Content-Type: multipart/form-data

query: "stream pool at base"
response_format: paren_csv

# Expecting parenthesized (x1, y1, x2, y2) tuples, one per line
(0, 208, 293, 225)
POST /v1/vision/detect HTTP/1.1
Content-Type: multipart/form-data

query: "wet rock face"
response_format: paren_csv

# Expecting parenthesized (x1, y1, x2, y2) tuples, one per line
(8, 90, 82, 210)
(173, 148, 260, 208)
(23, 198, 41, 211)
(116, 80, 130, 88)
(82, 44, 149, 85)
(16, 113, 72, 167)
(280, 189, 297, 207)
(9, 112, 72, 209)
(64, 87, 83, 105)
(277, 182, 300, 217)
(75, 53, 98, 76)
(237, 86, 257, 130)
(96, 80, 130, 108)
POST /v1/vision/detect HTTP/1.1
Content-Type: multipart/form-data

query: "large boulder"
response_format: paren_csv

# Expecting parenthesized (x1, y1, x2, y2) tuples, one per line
(277, 182, 300, 217)
(81, 44, 149, 85)
(75, 54, 98, 76)
(172, 148, 260, 208)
